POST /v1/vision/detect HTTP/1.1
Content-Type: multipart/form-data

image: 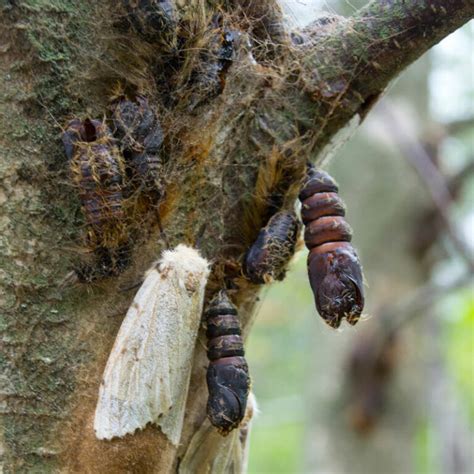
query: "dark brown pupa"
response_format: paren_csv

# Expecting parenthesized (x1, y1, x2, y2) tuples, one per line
(120, 0, 177, 45)
(112, 95, 164, 193)
(187, 23, 239, 110)
(299, 164, 364, 328)
(243, 210, 301, 284)
(63, 118, 130, 280)
(205, 291, 250, 435)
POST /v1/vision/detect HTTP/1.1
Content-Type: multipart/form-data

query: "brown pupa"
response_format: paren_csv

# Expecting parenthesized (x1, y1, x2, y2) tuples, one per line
(299, 164, 365, 328)
(63, 118, 130, 280)
(205, 291, 250, 436)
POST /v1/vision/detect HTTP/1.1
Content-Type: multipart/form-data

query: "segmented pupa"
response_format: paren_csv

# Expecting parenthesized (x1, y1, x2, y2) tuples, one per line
(187, 23, 239, 110)
(62, 118, 130, 280)
(243, 210, 301, 284)
(112, 95, 164, 194)
(94, 245, 210, 444)
(299, 164, 365, 328)
(63, 119, 126, 243)
(205, 291, 251, 435)
(120, 0, 177, 47)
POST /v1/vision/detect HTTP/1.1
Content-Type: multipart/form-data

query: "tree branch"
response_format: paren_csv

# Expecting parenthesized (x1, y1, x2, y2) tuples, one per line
(378, 101, 474, 272)
(291, 0, 474, 156)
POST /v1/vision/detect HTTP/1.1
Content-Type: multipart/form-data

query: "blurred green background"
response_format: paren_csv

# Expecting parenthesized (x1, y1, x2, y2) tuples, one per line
(246, 3, 473, 473)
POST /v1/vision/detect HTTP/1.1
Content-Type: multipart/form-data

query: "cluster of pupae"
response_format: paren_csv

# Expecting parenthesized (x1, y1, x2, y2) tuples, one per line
(64, 109, 365, 452)
(64, 118, 365, 444)
(63, 96, 165, 282)
(61, 0, 367, 466)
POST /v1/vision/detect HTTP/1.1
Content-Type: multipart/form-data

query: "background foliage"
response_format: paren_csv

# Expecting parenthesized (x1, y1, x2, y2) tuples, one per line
(246, 3, 473, 472)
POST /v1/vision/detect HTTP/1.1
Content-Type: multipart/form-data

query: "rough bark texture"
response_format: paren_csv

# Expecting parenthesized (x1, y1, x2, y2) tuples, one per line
(0, 0, 472, 472)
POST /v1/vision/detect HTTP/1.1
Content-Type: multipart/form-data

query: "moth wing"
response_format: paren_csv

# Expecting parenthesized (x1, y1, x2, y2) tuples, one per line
(94, 245, 209, 445)
(239, 392, 258, 473)
(94, 268, 175, 440)
(178, 420, 235, 474)
(179, 392, 258, 474)
(214, 431, 244, 474)
(155, 270, 205, 445)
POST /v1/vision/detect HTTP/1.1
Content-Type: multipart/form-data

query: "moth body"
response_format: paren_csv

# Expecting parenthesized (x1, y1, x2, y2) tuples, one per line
(94, 244, 210, 444)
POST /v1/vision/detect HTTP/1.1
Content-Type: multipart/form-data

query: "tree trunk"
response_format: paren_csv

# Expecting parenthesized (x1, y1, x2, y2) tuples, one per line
(1, 1, 472, 472)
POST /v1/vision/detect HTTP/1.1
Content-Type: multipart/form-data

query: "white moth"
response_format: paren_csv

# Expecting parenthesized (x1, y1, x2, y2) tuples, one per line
(179, 392, 258, 474)
(94, 244, 210, 444)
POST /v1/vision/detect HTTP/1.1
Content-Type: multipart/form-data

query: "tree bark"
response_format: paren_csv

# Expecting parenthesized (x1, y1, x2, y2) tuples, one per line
(0, 0, 472, 472)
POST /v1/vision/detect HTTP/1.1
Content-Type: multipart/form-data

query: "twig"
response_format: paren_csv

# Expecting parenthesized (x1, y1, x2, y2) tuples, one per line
(378, 273, 472, 339)
(448, 160, 474, 196)
(293, 0, 474, 156)
(446, 116, 474, 135)
(358, 273, 472, 374)
(379, 102, 474, 273)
